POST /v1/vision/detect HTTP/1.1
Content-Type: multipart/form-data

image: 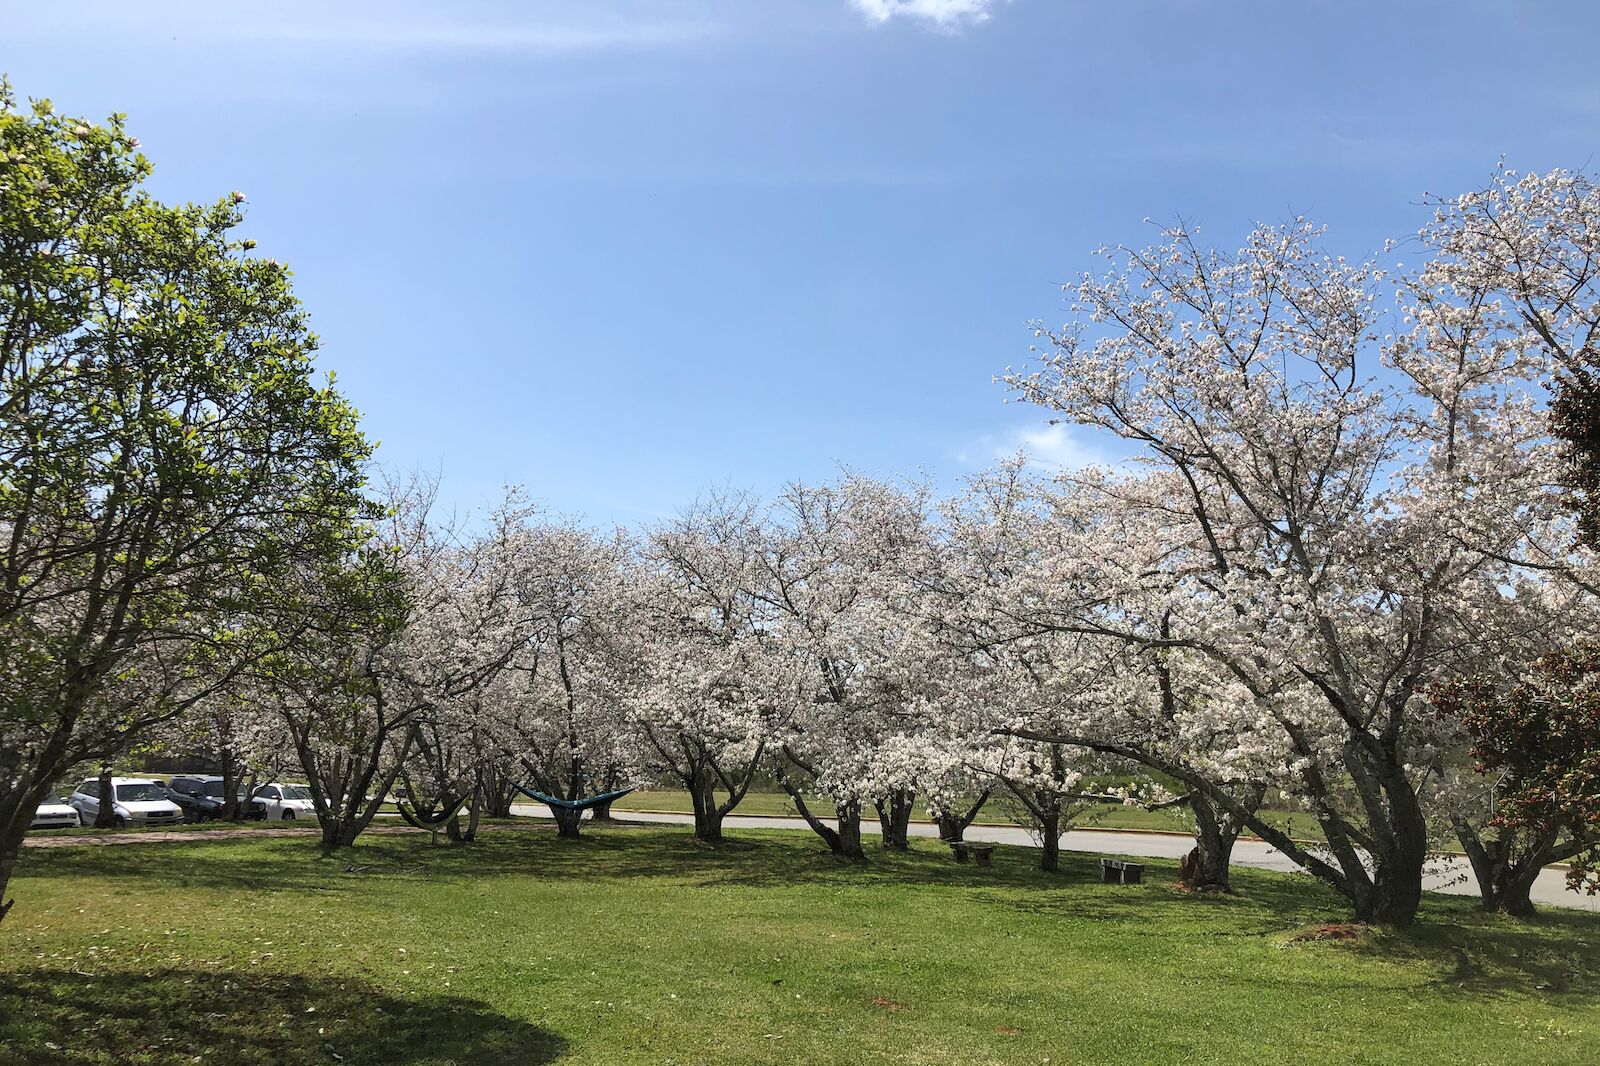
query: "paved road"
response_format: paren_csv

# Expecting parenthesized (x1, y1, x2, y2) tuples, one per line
(511, 804, 1600, 914)
(29, 804, 1592, 913)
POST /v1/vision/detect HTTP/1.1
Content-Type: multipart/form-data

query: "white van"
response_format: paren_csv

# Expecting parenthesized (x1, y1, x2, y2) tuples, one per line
(69, 777, 186, 828)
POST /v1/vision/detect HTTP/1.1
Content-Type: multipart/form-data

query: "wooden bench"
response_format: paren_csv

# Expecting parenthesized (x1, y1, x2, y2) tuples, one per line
(948, 841, 995, 867)
(1100, 858, 1144, 885)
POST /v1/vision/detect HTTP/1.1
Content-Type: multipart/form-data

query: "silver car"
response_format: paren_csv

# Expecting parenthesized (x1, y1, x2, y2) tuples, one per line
(68, 777, 186, 827)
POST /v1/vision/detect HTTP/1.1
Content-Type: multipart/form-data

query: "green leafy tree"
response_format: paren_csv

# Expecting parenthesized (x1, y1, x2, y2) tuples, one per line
(1448, 650, 1600, 910)
(0, 84, 370, 921)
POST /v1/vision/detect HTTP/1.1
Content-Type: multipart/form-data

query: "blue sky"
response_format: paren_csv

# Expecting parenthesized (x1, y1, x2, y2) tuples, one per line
(7, 1, 1598, 524)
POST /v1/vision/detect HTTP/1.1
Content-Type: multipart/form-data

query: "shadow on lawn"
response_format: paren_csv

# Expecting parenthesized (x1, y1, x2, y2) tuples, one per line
(20, 820, 1600, 1004)
(0, 968, 566, 1066)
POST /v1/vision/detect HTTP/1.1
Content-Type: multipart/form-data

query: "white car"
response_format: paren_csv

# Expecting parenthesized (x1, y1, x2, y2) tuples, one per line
(68, 777, 186, 828)
(31, 799, 81, 830)
(251, 783, 317, 821)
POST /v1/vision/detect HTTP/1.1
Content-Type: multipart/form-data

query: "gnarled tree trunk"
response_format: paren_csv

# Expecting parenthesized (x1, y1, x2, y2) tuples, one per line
(1183, 794, 1242, 891)
(874, 789, 915, 850)
(936, 790, 991, 843)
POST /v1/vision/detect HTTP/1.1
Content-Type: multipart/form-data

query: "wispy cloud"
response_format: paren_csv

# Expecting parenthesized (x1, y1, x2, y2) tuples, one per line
(956, 422, 1121, 473)
(849, 0, 1006, 31)
(7, 2, 719, 55)
(242, 18, 716, 53)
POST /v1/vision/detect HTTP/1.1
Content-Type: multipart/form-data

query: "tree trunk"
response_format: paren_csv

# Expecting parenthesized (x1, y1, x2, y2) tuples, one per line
(689, 769, 725, 842)
(1040, 808, 1061, 872)
(936, 791, 991, 843)
(552, 805, 583, 839)
(1456, 820, 1551, 917)
(1184, 795, 1240, 891)
(320, 818, 361, 850)
(874, 790, 914, 850)
(0, 840, 20, 926)
(0, 775, 58, 924)
(93, 763, 117, 828)
(835, 800, 865, 861)
(1350, 808, 1428, 928)
(590, 799, 614, 822)
(780, 781, 843, 853)
(219, 756, 240, 822)
(485, 786, 515, 819)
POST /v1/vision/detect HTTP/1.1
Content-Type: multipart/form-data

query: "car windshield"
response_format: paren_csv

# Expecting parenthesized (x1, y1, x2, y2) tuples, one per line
(114, 783, 166, 802)
(279, 785, 312, 801)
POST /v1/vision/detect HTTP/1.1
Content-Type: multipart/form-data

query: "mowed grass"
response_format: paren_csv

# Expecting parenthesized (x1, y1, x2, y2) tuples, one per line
(2, 824, 1597, 1065)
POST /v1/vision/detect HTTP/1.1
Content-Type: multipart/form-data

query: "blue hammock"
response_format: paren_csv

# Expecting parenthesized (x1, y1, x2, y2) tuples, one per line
(513, 783, 636, 812)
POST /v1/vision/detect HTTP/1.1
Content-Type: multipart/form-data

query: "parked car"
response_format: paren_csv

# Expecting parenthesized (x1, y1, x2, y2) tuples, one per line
(68, 777, 186, 828)
(165, 775, 237, 822)
(250, 783, 317, 821)
(30, 798, 81, 830)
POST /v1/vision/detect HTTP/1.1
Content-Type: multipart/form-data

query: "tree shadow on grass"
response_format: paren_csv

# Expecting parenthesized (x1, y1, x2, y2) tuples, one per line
(18, 821, 1600, 1006)
(0, 968, 566, 1066)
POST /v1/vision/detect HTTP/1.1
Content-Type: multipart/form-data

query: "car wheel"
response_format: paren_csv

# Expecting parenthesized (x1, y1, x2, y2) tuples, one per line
(282, 809, 295, 820)
(115, 815, 129, 828)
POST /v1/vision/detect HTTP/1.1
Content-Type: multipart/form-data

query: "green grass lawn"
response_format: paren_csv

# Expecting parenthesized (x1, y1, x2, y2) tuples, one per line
(3, 823, 1595, 1065)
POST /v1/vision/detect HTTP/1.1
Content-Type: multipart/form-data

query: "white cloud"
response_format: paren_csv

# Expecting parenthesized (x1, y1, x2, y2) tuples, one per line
(957, 423, 1120, 473)
(849, 0, 1005, 31)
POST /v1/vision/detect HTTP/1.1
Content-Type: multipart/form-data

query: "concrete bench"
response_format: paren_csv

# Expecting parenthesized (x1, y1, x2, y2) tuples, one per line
(949, 841, 995, 867)
(1100, 858, 1144, 884)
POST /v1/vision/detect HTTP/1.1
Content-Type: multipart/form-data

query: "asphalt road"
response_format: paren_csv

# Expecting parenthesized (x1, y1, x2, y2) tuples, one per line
(508, 804, 1599, 914)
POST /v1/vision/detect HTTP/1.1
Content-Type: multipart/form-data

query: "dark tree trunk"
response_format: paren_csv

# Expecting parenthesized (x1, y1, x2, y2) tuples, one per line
(1040, 808, 1061, 872)
(0, 841, 19, 926)
(1183, 795, 1240, 891)
(874, 790, 915, 850)
(552, 805, 583, 839)
(93, 764, 117, 828)
(936, 790, 991, 843)
(320, 818, 362, 850)
(0, 773, 58, 924)
(590, 799, 614, 822)
(780, 781, 865, 860)
(484, 784, 516, 819)
(835, 800, 865, 860)
(780, 781, 843, 853)
(219, 755, 242, 822)
(1455, 820, 1554, 917)
(689, 768, 726, 842)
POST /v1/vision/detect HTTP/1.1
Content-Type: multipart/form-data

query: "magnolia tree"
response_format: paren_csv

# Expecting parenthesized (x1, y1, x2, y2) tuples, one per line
(0, 91, 370, 921)
(759, 477, 945, 858)
(628, 493, 798, 843)
(997, 178, 1598, 924)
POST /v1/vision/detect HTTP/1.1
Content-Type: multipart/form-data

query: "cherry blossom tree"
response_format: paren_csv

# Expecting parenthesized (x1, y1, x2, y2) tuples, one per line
(997, 189, 1598, 924)
(487, 515, 639, 839)
(627, 492, 798, 843)
(759, 477, 944, 858)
